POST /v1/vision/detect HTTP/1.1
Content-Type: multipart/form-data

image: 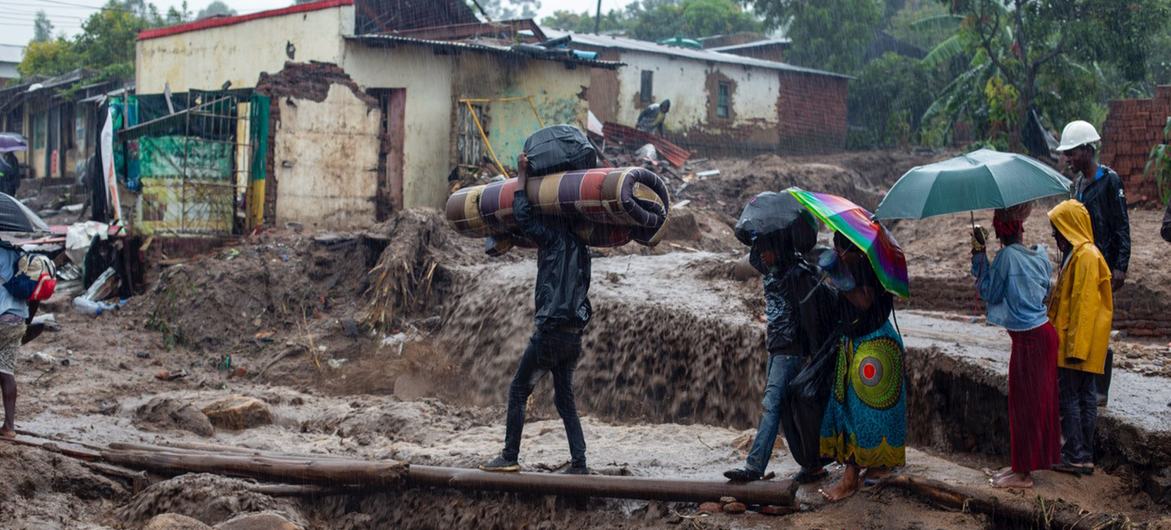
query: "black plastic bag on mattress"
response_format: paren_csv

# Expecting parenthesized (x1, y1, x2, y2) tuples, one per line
(524, 125, 598, 177)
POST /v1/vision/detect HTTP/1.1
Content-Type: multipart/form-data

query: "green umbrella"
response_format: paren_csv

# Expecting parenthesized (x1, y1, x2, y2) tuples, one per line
(874, 149, 1071, 220)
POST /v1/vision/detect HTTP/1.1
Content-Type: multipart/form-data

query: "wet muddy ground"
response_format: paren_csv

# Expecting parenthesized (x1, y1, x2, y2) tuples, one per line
(5, 151, 1171, 528)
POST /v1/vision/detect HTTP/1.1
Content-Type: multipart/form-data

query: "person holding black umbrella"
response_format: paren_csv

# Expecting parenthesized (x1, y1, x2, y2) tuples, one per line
(723, 191, 838, 485)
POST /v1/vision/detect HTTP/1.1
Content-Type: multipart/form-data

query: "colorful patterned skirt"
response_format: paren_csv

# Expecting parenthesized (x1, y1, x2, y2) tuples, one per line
(819, 320, 907, 468)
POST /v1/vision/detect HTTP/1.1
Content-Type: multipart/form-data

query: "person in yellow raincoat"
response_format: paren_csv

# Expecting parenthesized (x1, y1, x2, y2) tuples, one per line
(1047, 199, 1113, 476)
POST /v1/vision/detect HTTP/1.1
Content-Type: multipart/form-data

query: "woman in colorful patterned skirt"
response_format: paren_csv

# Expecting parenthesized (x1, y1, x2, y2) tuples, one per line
(818, 231, 907, 501)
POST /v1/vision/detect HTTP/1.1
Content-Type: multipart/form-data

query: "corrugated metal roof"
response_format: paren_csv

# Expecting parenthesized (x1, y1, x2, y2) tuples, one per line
(709, 38, 791, 52)
(347, 34, 623, 69)
(0, 44, 24, 65)
(543, 29, 848, 79)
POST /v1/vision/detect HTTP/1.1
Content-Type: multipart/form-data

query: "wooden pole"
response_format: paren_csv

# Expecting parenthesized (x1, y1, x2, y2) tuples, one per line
(408, 465, 798, 506)
(878, 475, 1130, 529)
(101, 449, 406, 487)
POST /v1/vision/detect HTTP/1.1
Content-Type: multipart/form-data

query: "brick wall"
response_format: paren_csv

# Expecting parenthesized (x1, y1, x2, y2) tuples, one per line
(1099, 85, 1171, 204)
(777, 71, 847, 154)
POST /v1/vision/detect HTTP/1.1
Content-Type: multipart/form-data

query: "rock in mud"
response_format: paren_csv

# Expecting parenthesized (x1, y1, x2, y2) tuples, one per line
(214, 511, 303, 530)
(723, 502, 747, 514)
(759, 505, 796, 516)
(202, 396, 274, 430)
(135, 397, 215, 437)
(144, 513, 214, 530)
(697, 502, 722, 513)
(116, 473, 305, 527)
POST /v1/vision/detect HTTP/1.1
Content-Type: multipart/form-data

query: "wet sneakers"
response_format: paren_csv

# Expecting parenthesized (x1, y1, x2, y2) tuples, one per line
(723, 468, 763, 482)
(479, 456, 520, 472)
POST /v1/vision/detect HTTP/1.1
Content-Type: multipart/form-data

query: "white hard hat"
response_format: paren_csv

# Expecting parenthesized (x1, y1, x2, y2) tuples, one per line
(1056, 120, 1100, 152)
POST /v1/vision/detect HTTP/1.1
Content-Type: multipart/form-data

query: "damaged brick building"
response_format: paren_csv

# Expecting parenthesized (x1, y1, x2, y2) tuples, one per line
(132, 0, 617, 229)
(545, 30, 850, 155)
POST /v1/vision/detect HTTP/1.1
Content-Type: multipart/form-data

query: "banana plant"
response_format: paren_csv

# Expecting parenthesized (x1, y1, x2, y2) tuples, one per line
(1145, 117, 1171, 205)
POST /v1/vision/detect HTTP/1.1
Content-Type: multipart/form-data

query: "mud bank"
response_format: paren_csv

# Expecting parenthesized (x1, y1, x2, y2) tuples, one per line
(900, 311, 1171, 505)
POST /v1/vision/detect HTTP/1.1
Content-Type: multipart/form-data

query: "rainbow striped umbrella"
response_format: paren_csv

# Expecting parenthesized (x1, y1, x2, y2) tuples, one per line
(788, 188, 909, 298)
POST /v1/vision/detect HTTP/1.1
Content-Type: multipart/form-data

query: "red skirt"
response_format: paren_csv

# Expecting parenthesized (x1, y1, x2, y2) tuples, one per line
(1006, 323, 1062, 473)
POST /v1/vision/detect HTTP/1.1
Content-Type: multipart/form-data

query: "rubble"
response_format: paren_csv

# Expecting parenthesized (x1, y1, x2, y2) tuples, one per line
(201, 396, 274, 431)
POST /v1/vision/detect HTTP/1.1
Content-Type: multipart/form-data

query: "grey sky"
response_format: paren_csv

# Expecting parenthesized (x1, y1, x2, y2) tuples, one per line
(0, 0, 635, 47)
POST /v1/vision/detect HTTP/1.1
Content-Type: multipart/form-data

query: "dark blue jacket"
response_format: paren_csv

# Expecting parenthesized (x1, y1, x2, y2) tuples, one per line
(1076, 165, 1131, 272)
(514, 189, 592, 330)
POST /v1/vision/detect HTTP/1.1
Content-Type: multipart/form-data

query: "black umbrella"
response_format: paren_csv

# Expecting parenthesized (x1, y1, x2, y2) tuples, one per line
(0, 193, 50, 233)
(734, 189, 811, 246)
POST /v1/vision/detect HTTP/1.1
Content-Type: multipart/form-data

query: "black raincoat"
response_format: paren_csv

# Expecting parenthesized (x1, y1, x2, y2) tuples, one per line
(514, 189, 592, 331)
(1076, 166, 1131, 272)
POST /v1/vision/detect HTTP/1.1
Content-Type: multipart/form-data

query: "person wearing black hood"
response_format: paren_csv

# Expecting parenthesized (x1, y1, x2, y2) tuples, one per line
(724, 194, 838, 485)
(480, 151, 594, 475)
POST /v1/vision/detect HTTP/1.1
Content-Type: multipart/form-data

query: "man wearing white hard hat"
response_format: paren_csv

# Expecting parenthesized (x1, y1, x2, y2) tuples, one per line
(1056, 120, 1130, 407)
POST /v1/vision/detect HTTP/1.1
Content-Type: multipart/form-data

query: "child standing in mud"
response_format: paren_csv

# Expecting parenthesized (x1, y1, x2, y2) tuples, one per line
(1048, 200, 1113, 476)
(480, 151, 593, 475)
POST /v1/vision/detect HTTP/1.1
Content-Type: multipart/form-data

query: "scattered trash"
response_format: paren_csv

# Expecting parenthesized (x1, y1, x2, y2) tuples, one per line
(674, 199, 690, 209)
(73, 297, 120, 317)
(135, 351, 151, 359)
(29, 351, 55, 364)
(696, 169, 720, 178)
(155, 369, 189, 381)
(635, 143, 659, 162)
(61, 203, 85, 214)
(326, 358, 348, 369)
(30, 313, 59, 331)
(223, 248, 241, 260)
(254, 330, 276, 343)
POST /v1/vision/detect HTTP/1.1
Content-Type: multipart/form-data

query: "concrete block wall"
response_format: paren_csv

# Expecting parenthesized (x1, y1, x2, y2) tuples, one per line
(777, 71, 847, 154)
(1099, 85, 1171, 204)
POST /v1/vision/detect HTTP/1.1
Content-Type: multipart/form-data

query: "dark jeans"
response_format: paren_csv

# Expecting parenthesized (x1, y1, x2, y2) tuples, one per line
(745, 354, 803, 474)
(1095, 347, 1113, 405)
(1058, 368, 1098, 465)
(502, 328, 586, 467)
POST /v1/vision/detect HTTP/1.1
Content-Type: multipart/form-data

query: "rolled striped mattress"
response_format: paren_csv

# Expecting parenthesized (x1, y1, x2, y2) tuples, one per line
(446, 167, 671, 250)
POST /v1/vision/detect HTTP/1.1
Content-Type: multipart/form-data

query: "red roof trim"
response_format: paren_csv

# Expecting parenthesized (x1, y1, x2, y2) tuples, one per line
(137, 0, 354, 41)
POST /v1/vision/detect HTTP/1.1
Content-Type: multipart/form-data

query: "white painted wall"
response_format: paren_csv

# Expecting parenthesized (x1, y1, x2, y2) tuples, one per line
(136, 5, 354, 93)
(612, 50, 779, 132)
(274, 84, 380, 228)
(341, 43, 455, 211)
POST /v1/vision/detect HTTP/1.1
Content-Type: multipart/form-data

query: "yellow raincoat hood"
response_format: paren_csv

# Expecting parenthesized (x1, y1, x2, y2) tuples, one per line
(1047, 200, 1113, 374)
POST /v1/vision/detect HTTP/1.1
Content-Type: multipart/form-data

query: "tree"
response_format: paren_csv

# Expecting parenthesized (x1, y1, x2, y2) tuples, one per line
(473, 0, 542, 20)
(18, 39, 80, 78)
(849, 52, 936, 147)
(196, 0, 235, 20)
(743, 0, 882, 75)
(33, 11, 54, 43)
(942, 0, 1171, 147)
(626, 0, 762, 41)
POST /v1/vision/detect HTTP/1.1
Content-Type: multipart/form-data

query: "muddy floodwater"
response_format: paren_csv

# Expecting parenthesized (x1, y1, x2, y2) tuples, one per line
(6, 154, 1171, 528)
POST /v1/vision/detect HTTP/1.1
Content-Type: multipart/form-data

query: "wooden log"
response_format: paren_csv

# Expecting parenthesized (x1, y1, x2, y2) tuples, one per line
(878, 475, 1130, 529)
(82, 461, 152, 493)
(4, 433, 102, 461)
(408, 465, 798, 506)
(101, 448, 406, 487)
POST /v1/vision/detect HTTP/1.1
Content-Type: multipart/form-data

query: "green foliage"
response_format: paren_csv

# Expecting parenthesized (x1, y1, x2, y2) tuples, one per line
(849, 52, 936, 147)
(33, 11, 54, 43)
(474, 0, 542, 20)
(887, 1, 955, 50)
(939, 0, 1171, 147)
(18, 39, 79, 78)
(743, 0, 883, 75)
(1145, 117, 1171, 205)
(19, 0, 193, 82)
(195, 0, 235, 20)
(540, 0, 762, 41)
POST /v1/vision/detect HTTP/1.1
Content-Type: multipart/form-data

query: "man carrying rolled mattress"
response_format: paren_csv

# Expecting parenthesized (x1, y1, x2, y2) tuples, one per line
(481, 127, 597, 475)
